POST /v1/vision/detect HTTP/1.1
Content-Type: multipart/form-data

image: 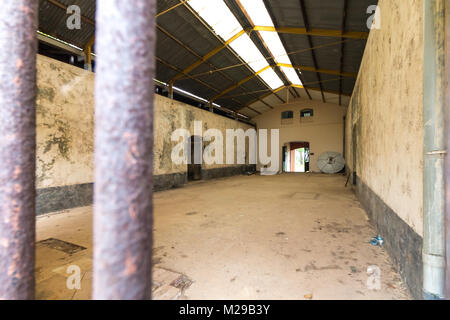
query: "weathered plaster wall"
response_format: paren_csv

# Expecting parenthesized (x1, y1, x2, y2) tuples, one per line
(345, 0, 424, 235)
(344, 0, 423, 298)
(154, 94, 254, 176)
(37, 54, 94, 189)
(36, 54, 254, 213)
(254, 98, 346, 172)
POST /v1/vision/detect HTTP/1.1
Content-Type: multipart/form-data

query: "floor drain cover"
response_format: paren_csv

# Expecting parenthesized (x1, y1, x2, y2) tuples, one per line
(37, 238, 87, 254)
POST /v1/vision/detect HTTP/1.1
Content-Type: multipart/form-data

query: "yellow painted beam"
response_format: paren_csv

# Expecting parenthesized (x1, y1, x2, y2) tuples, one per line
(253, 26, 369, 39)
(276, 63, 357, 78)
(170, 25, 365, 84)
(156, 0, 190, 18)
(307, 87, 352, 97)
(84, 35, 95, 69)
(243, 85, 286, 108)
(291, 84, 352, 96)
(291, 84, 351, 96)
(170, 29, 246, 83)
(211, 65, 271, 101)
(242, 84, 351, 109)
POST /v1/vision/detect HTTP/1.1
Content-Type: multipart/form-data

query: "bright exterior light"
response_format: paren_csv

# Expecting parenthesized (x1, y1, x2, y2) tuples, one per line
(188, 0, 242, 40)
(188, 0, 286, 90)
(239, 0, 303, 86)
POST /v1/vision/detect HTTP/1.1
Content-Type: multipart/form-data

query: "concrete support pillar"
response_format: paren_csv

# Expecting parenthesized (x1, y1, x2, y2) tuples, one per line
(0, 0, 38, 300)
(93, 0, 156, 300)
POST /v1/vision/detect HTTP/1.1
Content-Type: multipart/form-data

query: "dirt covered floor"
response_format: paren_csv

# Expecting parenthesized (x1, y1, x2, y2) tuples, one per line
(35, 173, 411, 300)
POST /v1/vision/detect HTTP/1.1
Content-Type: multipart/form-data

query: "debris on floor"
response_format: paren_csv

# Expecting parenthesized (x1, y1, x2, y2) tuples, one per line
(370, 235, 384, 247)
(152, 268, 193, 300)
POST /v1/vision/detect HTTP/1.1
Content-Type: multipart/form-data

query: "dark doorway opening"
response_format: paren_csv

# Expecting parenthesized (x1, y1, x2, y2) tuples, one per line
(188, 135, 202, 181)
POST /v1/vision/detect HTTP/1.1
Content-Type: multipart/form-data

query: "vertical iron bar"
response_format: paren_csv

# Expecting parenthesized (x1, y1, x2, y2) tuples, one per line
(94, 0, 156, 300)
(0, 0, 38, 300)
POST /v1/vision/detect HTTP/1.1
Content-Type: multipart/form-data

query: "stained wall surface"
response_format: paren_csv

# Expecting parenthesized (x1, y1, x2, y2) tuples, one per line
(254, 98, 346, 173)
(344, 0, 424, 298)
(37, 54, 95, 189)
(36, 54, 254, 213)
(345, 0, 424, 235)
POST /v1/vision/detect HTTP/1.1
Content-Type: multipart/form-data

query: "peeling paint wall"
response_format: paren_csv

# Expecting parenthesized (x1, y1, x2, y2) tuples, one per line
(254, 98, 346, 172)
(345, 0, 424, 235)
(37, 55, 94, 189)
(36, 54, 253, 195)
(154, 94, 253, 176)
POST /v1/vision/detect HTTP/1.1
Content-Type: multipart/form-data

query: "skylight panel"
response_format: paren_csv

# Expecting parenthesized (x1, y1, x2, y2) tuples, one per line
(188, 0, 284, 90)
(239, 0, 273, 26)
(188, 0, 243, 40)
(281, 66, 303, 86)
(229, 34, 269, 72)
(259, 32, 290, 64)
(238, 0, 303, 85)
(259, 68, 284, 89)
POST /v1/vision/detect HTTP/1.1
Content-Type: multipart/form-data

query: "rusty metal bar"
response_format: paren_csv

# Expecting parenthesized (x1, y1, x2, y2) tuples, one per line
(0, 0, 38, 300)
(93, 0, 156, 300)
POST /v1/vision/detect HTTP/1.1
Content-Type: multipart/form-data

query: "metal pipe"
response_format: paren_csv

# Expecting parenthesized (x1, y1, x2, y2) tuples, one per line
(445, 0, 450, 299)
(423, 0, 447, 300)
(93, 0, 156, 300)
(0, 0, 38, 300)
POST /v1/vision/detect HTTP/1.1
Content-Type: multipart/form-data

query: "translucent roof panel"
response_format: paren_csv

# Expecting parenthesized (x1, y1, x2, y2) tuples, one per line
(188, 0, 285, 90)
(239, 0, 303, 85)
(259, 32, 290, 64)
(239, 0, 273, 26)
(188, 0, 243, 40)
(281, 66, 303, 86)
(259, 68, 284, 89)
(229, 34, 269, 73)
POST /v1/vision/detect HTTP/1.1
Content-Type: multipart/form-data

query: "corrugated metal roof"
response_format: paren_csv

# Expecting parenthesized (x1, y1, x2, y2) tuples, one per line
(38, 0, 376, 117)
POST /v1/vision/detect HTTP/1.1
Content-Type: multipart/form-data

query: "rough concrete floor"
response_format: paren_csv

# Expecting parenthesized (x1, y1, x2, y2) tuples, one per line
(36, 173, 411, 300)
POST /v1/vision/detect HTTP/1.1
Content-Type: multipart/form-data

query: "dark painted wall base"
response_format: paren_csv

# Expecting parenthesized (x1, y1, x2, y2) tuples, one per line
(201, 165, 256, 180)
(37, 183, 93, 216)
(36, 165, 256, 215)
(153, 172, 187, 192)
(355, 176, 423, 299)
